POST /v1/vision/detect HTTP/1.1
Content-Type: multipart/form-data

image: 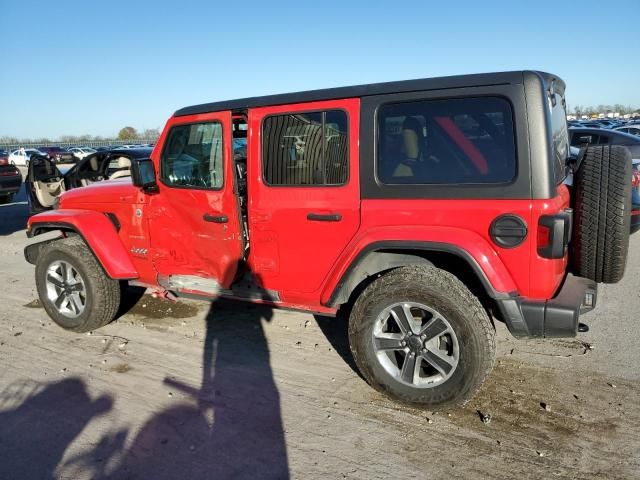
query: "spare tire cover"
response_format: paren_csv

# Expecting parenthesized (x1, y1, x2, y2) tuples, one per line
(572, 145, 632, 284)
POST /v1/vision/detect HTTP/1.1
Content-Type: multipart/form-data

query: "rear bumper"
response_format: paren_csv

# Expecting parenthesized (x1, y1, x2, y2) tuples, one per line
(0, 176, 22, 194)
(497, 274, 597, 338)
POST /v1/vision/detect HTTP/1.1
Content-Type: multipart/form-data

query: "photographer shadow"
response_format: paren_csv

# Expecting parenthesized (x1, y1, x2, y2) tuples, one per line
(0, 378, 113, 480)
(98, 298, 290, 480)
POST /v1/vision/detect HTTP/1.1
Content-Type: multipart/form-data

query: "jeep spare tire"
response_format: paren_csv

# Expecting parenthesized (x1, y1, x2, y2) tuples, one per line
(572, 145, 632, 284)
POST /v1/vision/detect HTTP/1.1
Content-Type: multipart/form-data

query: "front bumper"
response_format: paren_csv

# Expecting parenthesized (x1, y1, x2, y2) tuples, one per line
(497, 274, 597, 338)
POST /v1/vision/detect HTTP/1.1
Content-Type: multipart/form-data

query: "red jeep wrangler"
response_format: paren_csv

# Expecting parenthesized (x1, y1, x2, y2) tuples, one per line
(25, 71, 633, 407)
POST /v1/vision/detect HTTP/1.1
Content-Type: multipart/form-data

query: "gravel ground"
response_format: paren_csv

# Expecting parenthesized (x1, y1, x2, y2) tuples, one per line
(1, 171, 639, 479)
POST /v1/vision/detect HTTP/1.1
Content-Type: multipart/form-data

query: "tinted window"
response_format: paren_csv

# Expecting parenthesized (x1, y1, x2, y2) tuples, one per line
(161, 122, 223, 189)
(377, 97, 516, 184)
(549, 93, 569, 183)
(262, 110, 348, 186)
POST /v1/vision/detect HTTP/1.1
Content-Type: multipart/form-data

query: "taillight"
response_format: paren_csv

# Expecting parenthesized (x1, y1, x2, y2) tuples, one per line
(0, 170, 19, 177)
(632, 170, 640, 188)
(537, 224, 551, 250)
(538, 210, 572, 259)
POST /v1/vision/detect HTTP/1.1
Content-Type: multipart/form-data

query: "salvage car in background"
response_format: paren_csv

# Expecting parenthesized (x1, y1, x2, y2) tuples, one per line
(38, 146, 78, 164)
(9, 148, 44, 166)
(614, 125, 640, 137)
(68, 146, 97, 160)
(26, 147, 152, 213)
(0, 149, 22, 203)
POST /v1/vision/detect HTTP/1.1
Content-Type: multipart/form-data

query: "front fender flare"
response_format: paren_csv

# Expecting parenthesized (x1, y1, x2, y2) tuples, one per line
(26, 209, 138, 279)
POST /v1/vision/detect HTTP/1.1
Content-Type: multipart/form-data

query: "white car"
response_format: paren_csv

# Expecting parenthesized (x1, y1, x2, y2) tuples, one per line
(614, 125, 640, 137)
(68, 147, 97, 159)
(8, 148, 44, 166)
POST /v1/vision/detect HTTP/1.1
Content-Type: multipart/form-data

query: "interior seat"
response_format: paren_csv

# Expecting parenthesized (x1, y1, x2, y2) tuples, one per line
(109, 156, 132, 179)
(80, 156, 102, 186)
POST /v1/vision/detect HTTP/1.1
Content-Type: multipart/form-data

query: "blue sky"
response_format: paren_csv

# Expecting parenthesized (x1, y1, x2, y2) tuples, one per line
(1, 0, 638, 139)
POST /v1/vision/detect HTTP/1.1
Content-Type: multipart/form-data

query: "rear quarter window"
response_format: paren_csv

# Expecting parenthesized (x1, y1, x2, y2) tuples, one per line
(549, 93, 569, 183)
(377, 96, 516, 184)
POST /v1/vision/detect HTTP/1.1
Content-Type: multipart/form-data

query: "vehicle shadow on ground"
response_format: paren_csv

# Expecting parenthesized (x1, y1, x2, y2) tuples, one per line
(314, 310, 361, 377)
(0, 179, 30, 236)
(0, 378, 113, 480)
(67, 299, 291, 479)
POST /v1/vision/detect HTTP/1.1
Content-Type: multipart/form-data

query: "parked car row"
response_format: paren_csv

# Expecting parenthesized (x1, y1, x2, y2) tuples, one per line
(26, 147, 152, 213)
(5, 143, 156, 166)
(569, 117, 640, 135)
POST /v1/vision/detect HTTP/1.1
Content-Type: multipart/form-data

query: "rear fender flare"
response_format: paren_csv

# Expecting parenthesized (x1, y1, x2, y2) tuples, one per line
(26, 209, 138, 279)
(324, 238, 518, 307)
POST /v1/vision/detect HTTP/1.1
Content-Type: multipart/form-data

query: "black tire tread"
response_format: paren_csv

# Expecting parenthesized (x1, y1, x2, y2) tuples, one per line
(36, 236, 121, 332)
(348, 265, 496, 407)
(572, 145, 631, 284)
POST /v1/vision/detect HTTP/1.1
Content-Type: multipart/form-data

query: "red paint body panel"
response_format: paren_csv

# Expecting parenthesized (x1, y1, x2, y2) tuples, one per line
(247, 99, 361, 294)
(318, 188, 569, 305)
(28, 209, 138, 279)
(146, 111, 243, 288)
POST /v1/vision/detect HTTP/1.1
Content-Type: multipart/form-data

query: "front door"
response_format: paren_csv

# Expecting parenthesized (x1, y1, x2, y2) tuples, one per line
(148, 111, 243, 289)
(248, 99, 360, 294)
(27, 155, 66, 211)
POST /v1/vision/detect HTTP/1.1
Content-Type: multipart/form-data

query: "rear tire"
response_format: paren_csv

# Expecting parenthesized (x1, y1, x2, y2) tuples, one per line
(348, 265, 495, 407)
(572, 145, 632, 283)
(35, 236, 121, 332)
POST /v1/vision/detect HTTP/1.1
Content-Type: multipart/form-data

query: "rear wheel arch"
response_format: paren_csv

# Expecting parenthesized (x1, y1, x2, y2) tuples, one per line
(327, 242, 510, 310)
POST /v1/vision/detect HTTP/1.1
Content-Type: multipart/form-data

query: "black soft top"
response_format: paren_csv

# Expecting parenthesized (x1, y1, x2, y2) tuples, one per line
(175, 70, 564, 117)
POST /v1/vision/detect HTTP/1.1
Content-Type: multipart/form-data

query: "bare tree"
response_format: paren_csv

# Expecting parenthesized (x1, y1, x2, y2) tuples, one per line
(142, 128, 161, 140)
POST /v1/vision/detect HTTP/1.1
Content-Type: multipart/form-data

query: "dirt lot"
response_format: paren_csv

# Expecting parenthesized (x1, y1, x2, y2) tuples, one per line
(1, 173, 639, 479)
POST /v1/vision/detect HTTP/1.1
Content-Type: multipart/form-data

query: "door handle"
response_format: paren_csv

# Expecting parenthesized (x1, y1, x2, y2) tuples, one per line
(307, 212, 342, 222)
(203, 213, 228, 223)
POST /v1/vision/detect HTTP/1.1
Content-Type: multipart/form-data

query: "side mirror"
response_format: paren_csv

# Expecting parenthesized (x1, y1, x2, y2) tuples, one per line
(131, 158, 159, 193)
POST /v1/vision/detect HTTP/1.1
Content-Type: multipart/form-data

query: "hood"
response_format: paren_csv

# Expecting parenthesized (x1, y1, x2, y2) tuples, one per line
(60, 178, 147, 207)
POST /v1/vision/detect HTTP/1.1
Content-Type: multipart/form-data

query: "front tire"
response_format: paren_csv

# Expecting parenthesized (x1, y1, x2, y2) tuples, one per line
(348, 265, 495, 407)
(35, 237, 121, 332)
